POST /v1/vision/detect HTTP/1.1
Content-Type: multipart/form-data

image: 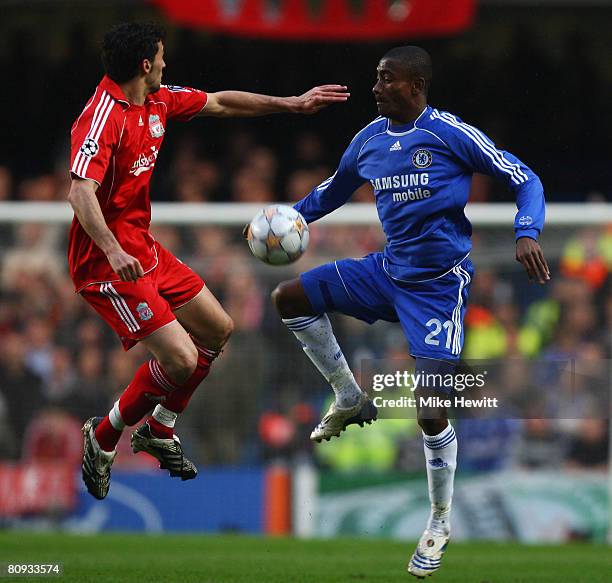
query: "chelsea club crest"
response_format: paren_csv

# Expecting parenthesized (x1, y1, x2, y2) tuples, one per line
(412, 149, 433, 169)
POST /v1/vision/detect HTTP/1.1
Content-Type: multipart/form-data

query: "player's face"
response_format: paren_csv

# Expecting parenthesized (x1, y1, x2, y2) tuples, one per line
(145, 42, 166, 93)
(372, 59, 417, 122)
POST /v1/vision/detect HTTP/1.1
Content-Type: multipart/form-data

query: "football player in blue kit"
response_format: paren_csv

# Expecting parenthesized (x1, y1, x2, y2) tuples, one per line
(270, 46, 550, 577)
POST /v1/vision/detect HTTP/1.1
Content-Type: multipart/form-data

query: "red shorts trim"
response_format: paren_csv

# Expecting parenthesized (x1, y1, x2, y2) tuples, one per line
(81, 243, 205, 350)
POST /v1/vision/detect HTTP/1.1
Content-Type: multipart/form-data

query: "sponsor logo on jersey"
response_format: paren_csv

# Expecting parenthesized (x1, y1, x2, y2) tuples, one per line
(370, 173, 432, 202)
(148, 114, 165, 138)
(79, 138, 99, 157)
(370, 173, 429, 191)
(518, 215, 533, 226)
(136, 302, 154, 321)
(130, 146, 159, 176)
(412, 149, 433, 168)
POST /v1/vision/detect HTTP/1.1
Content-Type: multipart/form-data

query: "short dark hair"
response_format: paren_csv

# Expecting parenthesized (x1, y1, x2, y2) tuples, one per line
(383, 46, 433, 93)
(102, 23, 166, 83)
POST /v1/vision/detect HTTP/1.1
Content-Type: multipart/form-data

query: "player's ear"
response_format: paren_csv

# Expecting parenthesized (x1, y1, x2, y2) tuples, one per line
(412, 77, 425, 95)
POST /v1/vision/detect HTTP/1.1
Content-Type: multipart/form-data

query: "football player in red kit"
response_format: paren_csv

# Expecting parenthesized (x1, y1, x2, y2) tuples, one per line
(69, 22, 349, 499)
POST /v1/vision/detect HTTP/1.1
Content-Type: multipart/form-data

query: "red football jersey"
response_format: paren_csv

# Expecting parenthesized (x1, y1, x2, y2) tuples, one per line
(68, 76, 207, 291)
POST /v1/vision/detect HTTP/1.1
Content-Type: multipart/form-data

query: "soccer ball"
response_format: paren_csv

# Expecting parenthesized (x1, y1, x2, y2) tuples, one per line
(247, 205, 309, 265)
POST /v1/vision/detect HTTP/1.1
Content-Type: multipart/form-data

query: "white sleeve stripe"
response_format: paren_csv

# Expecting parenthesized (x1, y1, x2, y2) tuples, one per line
(72, 92, 110, 175)
(316, 172, 336, 192)
(72, 91, 109, 174)
(435, 110, 526, 184)
(460, 120, 529, 183)
(440, 111, 528, 184)
(80, 96, 115, 177)
(72, 93, 115, 179)
(93, 96, 115, 141)
(433, 111, 528, 185)
(76, 96, 109, 176)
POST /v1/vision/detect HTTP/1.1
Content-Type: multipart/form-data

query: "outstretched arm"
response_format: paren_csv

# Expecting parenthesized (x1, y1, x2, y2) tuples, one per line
(293, 143, 364, 224)
(199, 85, 349, 117)
(243, 138, 363, 239)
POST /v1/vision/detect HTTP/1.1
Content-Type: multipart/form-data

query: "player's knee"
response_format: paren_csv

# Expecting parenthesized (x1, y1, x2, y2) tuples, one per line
(162, 344, 198, 385)
(271, 280, 300, 318)
(418, 417, 448, 436)
(216, 313, 234, 347)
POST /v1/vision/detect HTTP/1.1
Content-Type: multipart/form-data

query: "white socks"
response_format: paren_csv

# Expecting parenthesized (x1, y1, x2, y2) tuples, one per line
(108, 401, 125, 431)
(152, 404, 178, 430)
(283, 314, 363, 409)
(422, 423, 457, 535)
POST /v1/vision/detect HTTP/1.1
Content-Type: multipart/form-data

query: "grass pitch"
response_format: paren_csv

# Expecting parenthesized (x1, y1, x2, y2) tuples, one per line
(0, 533, 610, 583)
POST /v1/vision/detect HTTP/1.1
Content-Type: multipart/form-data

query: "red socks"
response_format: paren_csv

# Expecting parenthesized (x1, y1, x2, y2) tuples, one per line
(95, 417, 122, 452)
(94, 342, 219, 450)
(147, 417, 173, 439)
(94, 359, 178, 451)
(146, 343, 217, 438)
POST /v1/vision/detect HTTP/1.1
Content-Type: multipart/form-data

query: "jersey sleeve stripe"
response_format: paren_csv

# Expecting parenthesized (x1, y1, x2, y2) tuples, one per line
(439, 111, 528, 184)
(80, 96, 115, 177)
(79, 94, 113, 175)
(316, 172, 337, 192)
(433, 110, 527, 185)
(72, 92, 110, 175)
(460, 120, 529, 183)
(72, 92, 116, 179)
(434, 110, 526, 184)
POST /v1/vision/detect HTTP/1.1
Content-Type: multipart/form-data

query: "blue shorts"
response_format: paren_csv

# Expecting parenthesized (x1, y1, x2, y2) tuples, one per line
(301, 253, 473, 361)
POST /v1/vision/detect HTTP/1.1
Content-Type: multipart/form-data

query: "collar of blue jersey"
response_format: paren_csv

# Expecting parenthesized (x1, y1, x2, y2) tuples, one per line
(386, 105, 431, 136)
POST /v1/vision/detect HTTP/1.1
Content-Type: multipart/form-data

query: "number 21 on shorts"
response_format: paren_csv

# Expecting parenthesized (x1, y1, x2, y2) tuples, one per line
(424, 318, 454, 349)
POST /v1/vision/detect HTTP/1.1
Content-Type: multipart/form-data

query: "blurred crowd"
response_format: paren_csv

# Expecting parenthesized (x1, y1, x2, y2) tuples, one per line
(0, 196, 609, 472)
(0, 6, 611, 476)
(1, 7, 612, 203)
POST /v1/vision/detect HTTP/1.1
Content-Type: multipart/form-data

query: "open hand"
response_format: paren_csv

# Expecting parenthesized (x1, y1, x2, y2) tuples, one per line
(516, 237, 550, 284)
(290, 85, 350, 114)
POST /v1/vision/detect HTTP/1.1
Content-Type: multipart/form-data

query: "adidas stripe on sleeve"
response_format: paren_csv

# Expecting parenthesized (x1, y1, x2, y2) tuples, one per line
(432, 110, 545, 240)
(70, 89, 119, 185)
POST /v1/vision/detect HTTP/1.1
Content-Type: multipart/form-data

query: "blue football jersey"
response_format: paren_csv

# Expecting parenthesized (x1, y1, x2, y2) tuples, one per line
(294, 105, 545, 281)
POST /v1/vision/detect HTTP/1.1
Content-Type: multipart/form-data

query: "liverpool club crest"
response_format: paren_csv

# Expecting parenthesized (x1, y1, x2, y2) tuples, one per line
(148, 114, 165, 138)
(136, 302, 154, 321)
